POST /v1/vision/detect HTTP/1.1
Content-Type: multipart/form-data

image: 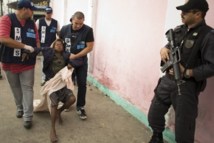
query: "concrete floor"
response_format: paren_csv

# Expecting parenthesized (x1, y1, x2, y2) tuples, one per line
(0, 58, 155, 143)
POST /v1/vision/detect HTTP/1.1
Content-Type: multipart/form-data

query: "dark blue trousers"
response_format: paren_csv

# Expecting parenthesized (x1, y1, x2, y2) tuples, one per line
(75, 63, 88, 108)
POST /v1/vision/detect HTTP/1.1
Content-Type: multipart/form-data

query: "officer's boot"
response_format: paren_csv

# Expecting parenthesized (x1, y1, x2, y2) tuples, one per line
(148, 132, 163, 143)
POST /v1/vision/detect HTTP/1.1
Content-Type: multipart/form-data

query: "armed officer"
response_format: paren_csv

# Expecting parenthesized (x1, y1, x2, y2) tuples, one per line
(148, 0, 214, 143)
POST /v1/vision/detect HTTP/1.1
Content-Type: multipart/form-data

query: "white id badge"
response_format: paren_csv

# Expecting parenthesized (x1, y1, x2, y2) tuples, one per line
(65, 46, 71, 52)
(65, 38, 71, 45)
(13, 49, 21, 57)
(41, 26, 46, 43)
(65, 38, 71, 52)
(41, 36, 45, 43)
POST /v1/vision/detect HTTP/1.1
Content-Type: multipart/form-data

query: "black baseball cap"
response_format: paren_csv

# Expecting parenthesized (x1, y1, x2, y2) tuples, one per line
(45, 7, 53, 14)
(17, 0, 37, 10)
(176, 0, 209, 12)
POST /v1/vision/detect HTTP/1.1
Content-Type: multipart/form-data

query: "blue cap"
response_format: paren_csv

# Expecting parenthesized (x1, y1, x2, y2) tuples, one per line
(45, 7, 53, 13)
(17, 0, 37, 10)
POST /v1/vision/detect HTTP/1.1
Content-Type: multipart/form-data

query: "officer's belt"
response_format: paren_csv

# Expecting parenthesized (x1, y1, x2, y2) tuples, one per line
(165, 72, 195, 82)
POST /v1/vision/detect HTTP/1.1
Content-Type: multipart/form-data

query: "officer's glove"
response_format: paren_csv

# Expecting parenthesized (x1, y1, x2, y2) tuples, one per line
(23, 45, 34, 53)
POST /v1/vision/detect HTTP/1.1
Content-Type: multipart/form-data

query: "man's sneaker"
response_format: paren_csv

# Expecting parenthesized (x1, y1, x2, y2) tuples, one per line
(23, 121, 32, 129)
(76, 107, 87, 120)
(16, 111, 24, 118)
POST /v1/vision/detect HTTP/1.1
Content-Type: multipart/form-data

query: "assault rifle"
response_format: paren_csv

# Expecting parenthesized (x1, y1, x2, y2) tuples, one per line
(161, 29, 183, 95)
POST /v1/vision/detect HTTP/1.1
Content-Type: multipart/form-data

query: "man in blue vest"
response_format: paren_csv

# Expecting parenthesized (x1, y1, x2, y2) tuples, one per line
(36, 6, 60, 85)
(36, 6, 60, 47)
(0, 0, 40, 129)
(60, 11, 94, 120)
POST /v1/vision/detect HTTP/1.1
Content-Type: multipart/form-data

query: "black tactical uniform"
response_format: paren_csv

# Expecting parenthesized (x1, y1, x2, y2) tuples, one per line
(148, 21, 214, 143)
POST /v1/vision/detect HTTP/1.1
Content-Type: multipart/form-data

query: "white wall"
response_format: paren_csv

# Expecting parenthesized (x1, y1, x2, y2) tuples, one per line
(51, 0, 91, 28)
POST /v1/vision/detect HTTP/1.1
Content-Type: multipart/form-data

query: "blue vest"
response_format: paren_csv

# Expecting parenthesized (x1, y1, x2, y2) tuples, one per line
(60, 24, 90, 55)
(2, 13, 37, 65)
(38, 18, 57, 47)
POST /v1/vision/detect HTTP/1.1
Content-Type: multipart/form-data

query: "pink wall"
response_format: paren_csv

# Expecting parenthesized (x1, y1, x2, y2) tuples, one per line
(90, 0, 214, 142)
(194, 1, 214, 141)
(206, 0, 214, 27)
(196, 78, 214, 143)
(90, 0, 167, 113)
